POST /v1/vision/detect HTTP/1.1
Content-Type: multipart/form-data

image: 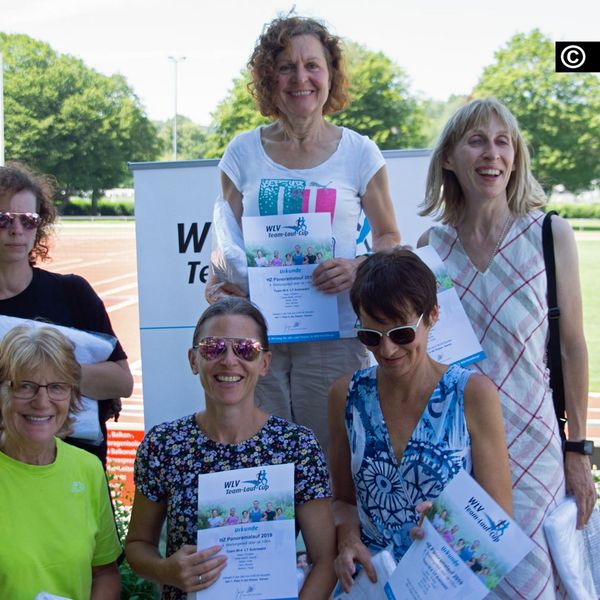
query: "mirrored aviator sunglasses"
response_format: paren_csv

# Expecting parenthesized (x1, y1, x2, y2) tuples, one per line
(356, 314, 423, 347)
(0, 211, 41, 230)
(194, 337, 264, 362)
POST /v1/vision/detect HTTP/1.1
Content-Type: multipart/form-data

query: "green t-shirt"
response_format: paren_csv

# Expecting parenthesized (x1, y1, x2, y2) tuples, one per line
(0, 439, 121, 599)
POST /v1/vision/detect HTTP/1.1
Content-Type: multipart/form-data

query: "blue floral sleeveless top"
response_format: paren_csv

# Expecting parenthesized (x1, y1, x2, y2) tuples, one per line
(345, 364, 472, 561)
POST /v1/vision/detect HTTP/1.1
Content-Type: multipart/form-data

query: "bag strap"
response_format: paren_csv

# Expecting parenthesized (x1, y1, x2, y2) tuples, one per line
(542, 211, 566, 440)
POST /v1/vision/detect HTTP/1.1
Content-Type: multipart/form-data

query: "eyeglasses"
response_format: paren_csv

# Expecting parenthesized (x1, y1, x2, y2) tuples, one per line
(355, 314, 424, 347)
(10, 380, 72, 401)
(193, 337, 265, 362)
(0, 212, 42, 230)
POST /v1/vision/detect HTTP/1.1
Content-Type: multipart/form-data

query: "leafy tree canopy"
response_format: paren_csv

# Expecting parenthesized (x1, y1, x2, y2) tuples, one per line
(155, 116, 209, 161)
(474, 29, 600, 192)
(202, 40, 426, 158)
(1, 33, 160, 202)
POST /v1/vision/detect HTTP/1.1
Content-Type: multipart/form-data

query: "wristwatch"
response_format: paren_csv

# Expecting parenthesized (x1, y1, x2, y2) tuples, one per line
(563, 440, 594, 455)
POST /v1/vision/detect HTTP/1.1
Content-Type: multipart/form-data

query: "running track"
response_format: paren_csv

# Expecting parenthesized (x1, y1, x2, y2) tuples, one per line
(50, 222, 600, 445)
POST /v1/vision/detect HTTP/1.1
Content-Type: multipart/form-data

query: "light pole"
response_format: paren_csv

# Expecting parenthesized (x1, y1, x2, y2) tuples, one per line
(168, 55, 186, 161)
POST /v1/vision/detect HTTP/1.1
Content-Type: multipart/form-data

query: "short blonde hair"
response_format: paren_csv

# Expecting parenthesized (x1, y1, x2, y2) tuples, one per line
(0, 325, 81, 445)
(420, 98, 546, 225)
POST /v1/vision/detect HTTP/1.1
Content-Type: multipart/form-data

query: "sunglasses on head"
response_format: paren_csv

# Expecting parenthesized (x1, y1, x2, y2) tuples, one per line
(0, 212, 41, 230)
(355, 314, 423, 347)
(194, 337, 265, 362)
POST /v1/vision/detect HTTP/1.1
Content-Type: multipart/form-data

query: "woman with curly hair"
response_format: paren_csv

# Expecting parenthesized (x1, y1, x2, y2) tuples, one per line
(206, 15, 400, 456)
(0, 162, 133, 466)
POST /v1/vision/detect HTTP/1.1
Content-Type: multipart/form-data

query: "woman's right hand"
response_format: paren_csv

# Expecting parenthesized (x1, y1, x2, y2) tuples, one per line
(334, 538, 377, 593)
(159, 544, 227, 592)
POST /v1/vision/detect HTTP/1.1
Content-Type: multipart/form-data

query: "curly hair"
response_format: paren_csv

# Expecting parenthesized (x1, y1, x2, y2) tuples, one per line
(248, 15, 350, 118)
(0, 162, 57, 264)
(420, 97, 546, 225)
(0, 325, 81, 447)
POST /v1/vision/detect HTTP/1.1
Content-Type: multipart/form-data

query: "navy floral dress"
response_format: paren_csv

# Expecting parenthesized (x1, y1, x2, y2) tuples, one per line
(134, 414, 331, 600)
(345, 364, 472, 561)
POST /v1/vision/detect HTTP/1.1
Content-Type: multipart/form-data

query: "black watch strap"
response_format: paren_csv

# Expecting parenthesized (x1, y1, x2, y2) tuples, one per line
(563, 440, 594, 455)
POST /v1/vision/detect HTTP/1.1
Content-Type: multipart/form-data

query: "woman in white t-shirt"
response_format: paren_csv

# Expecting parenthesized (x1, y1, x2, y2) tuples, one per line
(206, 15, 400, 456)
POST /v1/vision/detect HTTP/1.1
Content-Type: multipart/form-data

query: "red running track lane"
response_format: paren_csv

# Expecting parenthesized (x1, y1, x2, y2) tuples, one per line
(49, 222, 143, 430)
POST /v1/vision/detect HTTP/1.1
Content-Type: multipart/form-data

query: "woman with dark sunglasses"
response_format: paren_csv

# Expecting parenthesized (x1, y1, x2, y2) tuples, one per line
(328, 249, 512, 593)
(0, 162, 133, 467)
(125, 297, 337, 599)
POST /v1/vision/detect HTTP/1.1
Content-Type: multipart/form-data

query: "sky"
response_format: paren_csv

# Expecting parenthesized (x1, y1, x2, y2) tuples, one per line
(2, 0, 600, 126)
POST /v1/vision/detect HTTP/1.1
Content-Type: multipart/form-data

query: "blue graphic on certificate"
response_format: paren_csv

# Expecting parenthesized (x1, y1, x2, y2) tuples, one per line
(414, 246, 486, 368)
(242, 213, 339, 343)
(194, 463, 297, 599)
(385, 470, 534, 600)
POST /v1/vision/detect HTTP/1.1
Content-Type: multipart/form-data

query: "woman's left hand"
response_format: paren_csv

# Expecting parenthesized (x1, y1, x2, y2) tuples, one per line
(312, 257, 366, 294)
(409, 501, 432, 541)
(564, 452, 597, 529)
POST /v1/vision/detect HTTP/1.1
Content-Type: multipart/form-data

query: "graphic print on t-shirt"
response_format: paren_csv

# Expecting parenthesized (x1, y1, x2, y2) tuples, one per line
(258, 178, 336, 223)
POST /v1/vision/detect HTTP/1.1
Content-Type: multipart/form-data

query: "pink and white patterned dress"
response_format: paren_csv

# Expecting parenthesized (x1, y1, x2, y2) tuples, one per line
(430, 210, 566, 599)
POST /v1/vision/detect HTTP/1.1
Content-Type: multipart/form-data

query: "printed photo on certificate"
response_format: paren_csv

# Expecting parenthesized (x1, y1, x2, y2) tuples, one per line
(385, 470, 534, 600)
(415, 246, 486, 367)
(242, 212, 339, 343)
(193, 463, 297, 600)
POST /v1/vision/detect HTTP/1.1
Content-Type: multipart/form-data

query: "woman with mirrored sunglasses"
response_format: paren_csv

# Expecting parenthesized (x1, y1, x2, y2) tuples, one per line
(126, 297, 337, 599)
(328, 249, 512, 594)
(0, 162, 133, 467)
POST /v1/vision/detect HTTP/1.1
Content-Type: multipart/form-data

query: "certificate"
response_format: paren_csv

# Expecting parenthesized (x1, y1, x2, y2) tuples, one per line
(385, 470, 534, 600)
(415, 246, 485, 367)
(194, 463, 297, 600)
(242, 213, 339, 343)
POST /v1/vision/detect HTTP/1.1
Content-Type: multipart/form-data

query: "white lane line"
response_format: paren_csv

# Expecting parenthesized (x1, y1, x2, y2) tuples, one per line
(93, 272, 137, 286)
(98, 282, 138, 299)
(53, 258, 112, 271)
(106, 298, 138, 313)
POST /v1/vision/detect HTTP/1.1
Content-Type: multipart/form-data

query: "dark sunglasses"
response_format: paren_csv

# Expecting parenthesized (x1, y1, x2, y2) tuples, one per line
(194, 337, 265, 362)
(355, 314, 423, 347)
(0, 211, 41, 230)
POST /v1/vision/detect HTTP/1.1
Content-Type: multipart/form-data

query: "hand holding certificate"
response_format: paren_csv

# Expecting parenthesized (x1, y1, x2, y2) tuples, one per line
(242, 213, 339, 343)
(385, 471, 534, 600)
(194, 463, 298, 600)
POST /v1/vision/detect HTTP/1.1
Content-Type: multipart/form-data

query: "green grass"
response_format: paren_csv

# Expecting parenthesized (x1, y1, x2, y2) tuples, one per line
(569, 218, 600, 232)
(579, 238, 600, 392)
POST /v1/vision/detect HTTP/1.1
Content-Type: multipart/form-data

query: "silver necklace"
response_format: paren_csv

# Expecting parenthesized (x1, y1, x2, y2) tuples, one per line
(484, 214, 512, 272)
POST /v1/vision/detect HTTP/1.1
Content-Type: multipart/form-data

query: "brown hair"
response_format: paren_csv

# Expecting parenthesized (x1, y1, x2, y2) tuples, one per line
(420, 97, 546, 225)
(351, 249, 438, 326)
(0, 325, 81, 445)
(192, 297, 269, 350)
(0, 162, 57, 264)
(248, 15, 350, 118)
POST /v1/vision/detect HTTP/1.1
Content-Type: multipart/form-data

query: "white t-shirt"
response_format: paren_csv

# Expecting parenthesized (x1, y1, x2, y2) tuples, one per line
(219, 126, 385, 335)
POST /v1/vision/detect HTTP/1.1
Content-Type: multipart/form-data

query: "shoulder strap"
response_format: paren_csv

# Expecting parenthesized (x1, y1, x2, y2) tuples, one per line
(542, 211, 566, 441)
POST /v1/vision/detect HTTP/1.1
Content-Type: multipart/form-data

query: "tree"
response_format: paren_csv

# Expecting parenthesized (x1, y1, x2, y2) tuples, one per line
(421, 95, 469, 147)
(202, 70, 270, 158)
(0, 33, 160, 209)
(156, 116, 209, 161)
(203, 41, 426, 157)
(474, 30, 600, 192)
(330, 42, 425, 150)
